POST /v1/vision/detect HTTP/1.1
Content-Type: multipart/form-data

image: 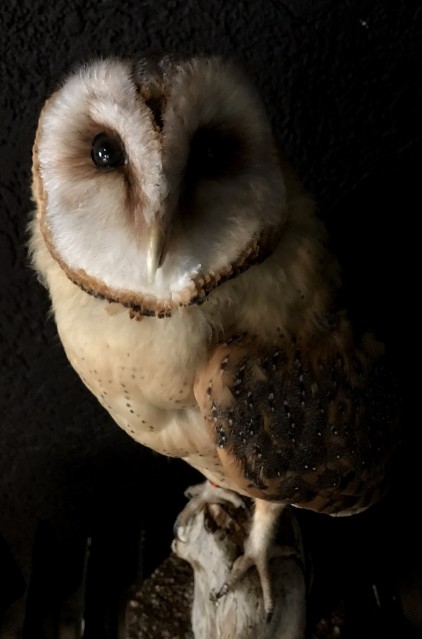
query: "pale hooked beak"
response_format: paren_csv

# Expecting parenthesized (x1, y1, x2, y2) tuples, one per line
(146, 223, 167, 282)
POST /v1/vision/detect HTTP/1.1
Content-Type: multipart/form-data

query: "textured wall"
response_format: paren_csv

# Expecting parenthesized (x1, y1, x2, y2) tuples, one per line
(1, 0, 421, 635)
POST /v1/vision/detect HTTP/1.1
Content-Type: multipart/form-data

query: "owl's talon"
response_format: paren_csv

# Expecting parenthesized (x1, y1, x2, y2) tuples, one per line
(183, 480, 245, 509)
(174, 480, 246, 541)
(219, 541, 297, 619)
(172, 518, 188, 542)
(216, 583, 229, 599)
(184, 483, 203, 499)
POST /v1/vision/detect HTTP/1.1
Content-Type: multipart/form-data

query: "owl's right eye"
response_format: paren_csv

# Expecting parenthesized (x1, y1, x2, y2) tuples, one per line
(187, 127, 242, 179)
(91, 132, 126, 169)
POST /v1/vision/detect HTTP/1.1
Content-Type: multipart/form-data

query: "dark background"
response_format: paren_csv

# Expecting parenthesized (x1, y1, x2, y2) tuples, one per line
(1, 1, 421, 637)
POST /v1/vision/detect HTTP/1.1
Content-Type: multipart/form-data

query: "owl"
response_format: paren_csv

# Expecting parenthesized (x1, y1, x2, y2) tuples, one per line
(29, 56, 399, 617)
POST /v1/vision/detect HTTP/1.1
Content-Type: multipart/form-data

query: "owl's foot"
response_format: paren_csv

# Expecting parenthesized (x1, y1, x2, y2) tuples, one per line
(217, 499, 296, 620)
(217, 538, 297, 620)
(173, 487, 305, 626)
(173, 480, 245, 541)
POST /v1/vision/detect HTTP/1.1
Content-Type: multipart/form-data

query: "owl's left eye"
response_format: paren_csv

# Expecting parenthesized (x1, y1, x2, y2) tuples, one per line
(91, 132, 126, 169)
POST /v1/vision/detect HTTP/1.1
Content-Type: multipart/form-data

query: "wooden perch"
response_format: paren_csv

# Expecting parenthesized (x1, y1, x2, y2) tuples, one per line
(172, 490, 307, 639)
(126, 489, 307, 639)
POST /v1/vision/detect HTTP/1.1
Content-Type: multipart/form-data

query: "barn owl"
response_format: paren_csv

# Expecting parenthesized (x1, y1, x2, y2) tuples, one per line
(29, 56, 399, 618)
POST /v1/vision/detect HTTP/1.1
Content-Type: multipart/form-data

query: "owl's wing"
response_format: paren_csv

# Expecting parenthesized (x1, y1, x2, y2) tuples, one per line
(194, 329, 399, 515)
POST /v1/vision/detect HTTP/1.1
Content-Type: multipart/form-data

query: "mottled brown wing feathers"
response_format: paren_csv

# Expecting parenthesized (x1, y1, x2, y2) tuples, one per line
(194, 327, 400, 515)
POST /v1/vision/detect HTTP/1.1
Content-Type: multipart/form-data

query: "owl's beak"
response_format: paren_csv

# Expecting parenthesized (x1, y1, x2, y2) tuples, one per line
(146, 224, 167, 282)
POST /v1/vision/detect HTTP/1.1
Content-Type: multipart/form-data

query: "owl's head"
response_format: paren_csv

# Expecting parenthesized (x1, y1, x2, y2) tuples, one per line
(33, 57, 287, 316)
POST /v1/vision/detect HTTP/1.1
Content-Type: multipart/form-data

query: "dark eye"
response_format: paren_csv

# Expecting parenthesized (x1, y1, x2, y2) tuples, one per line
(91, 132, 126, 169)
(188, 127, 241, 178)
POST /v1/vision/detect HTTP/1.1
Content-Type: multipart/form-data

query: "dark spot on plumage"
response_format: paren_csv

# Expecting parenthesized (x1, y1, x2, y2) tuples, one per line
(188, 294, 205, 306)
(217, 424, 227, 448)
(220, 356, 229, 371)
(141, 307, 157, 317)
(224, 333, 247, 347)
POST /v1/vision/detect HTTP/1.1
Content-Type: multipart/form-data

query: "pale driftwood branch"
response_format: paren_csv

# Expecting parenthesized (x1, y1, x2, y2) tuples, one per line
(126, 493, 307, 639)
(172, 494, 307, 639)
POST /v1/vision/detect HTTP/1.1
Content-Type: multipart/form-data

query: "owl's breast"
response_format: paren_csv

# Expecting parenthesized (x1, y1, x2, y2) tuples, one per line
(50, 268, 227, 465)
